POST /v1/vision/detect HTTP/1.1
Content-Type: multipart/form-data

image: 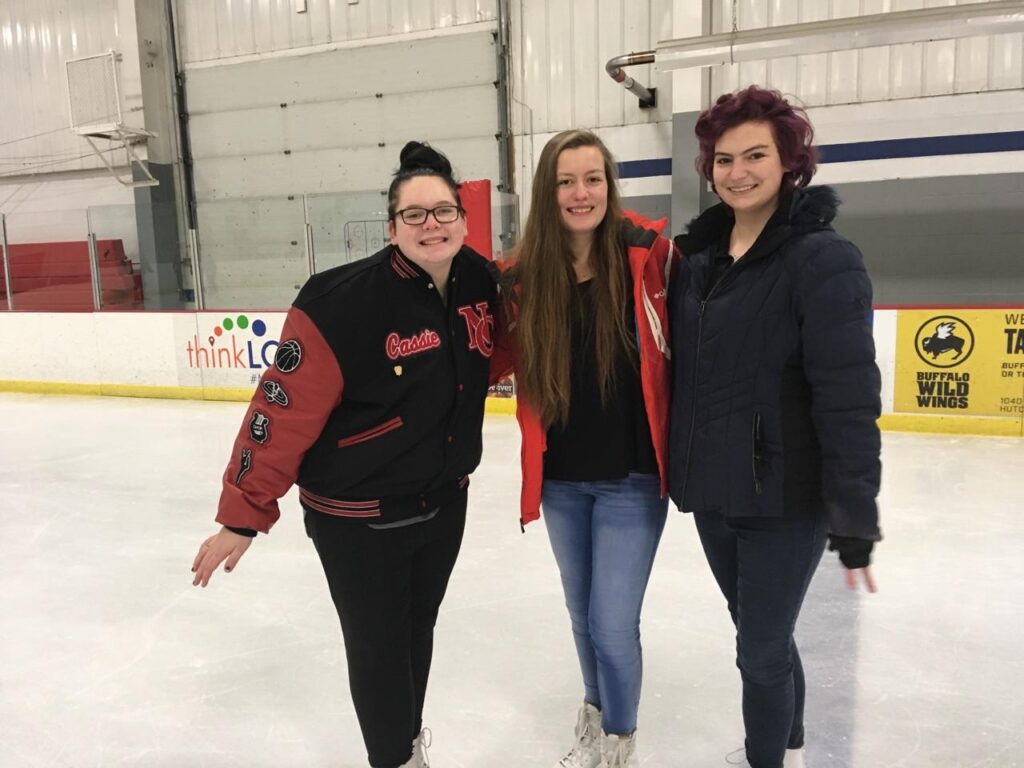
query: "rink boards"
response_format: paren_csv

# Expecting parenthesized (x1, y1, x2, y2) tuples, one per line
(0, 307, 1021, 435)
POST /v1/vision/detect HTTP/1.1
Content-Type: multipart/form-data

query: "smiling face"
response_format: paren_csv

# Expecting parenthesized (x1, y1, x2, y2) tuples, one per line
(388, 174, 467, 269)
(555, 145, 609, 241)
(712, 120, 787, 221)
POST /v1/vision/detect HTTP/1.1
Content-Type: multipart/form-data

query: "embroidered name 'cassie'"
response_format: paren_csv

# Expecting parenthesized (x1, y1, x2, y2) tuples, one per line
(386, 329, 442, 360)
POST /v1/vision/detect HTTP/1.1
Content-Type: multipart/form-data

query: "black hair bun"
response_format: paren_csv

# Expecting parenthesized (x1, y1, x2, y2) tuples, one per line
(398, 140, 453, 178)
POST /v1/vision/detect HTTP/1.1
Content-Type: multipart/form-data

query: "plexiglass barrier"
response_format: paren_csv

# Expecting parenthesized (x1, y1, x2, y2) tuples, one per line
(0, 188, 521, 312)
(307, 190, 390, 273)
(2, 208, 92, 311)
(195, 195, 309, 310)
(87, 204, 145, 311)
(492, 190, 520, 262)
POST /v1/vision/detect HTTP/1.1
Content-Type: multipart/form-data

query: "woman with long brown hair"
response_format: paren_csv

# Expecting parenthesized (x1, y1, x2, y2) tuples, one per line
(501, 130, 677, 768)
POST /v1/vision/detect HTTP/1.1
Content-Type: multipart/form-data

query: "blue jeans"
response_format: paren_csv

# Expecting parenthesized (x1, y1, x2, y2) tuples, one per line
(693, 511, 829, 768)
(542, 473, 668, 734)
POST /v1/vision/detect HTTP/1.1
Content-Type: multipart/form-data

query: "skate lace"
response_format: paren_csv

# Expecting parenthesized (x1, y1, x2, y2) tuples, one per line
(603, 736, 634, 768)
(559, 708, 599, 767)
(416, 728, 432, 767)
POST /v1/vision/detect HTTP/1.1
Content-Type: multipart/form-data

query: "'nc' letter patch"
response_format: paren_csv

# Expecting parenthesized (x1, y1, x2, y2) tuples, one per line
(457, 302, 494, 358)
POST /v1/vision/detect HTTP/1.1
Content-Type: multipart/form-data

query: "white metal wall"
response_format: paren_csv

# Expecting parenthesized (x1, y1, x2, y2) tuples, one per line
(0, 0, 142, 182)
(185, 30, 500, 200)
(710, 0, 1024, 107)
(509, 0, 676, 221)
(174, 0, 499, 65)
(510, 0, 674, 135)
(181, 24, 501, 307)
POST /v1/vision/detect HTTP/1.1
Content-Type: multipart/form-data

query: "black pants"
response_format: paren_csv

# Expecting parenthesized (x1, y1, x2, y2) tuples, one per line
(306, 489, 467, 768)
(693, 511, 828, 768)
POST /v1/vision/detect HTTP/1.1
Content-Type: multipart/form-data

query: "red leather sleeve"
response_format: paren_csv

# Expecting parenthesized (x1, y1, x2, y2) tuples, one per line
(216, 307, 343, 533)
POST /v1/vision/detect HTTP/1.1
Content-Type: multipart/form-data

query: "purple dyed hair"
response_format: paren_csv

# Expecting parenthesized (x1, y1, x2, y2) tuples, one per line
(695, 86, 818, 192)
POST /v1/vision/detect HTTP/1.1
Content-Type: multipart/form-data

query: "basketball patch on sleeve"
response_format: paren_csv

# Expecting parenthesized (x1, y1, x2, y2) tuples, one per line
(274, 339, 303, 373)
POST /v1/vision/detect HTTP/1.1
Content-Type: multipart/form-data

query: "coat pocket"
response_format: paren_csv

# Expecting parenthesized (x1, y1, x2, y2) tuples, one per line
(752, 411, 765, 495)
(337, 416, 404, 448)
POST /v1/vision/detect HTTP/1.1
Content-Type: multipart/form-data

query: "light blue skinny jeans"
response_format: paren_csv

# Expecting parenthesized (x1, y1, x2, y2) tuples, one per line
(542, 472, 668, 734)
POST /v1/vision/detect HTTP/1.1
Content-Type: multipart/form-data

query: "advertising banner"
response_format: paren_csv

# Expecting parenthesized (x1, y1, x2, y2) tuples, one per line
(894, 308, 1024, 418)
(175, 311, 286, 391)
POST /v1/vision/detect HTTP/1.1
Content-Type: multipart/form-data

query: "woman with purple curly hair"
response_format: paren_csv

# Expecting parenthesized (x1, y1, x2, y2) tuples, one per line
(668, 86, 883, 768)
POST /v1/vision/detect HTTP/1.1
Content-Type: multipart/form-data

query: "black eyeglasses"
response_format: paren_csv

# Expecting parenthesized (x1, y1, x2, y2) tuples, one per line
(392, 204, 464, 225)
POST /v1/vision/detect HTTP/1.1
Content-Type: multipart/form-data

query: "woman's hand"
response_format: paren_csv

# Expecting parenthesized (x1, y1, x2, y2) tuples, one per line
(844, 565, 877, 593)
(191, 527, 254, 587)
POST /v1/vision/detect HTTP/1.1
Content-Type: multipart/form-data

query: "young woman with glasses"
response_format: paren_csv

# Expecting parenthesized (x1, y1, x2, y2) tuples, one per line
(191, 141, 501, 768)
(497, 130, 678, 768)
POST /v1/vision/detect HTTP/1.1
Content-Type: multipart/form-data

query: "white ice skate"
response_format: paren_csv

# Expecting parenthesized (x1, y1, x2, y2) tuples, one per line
(598, 730, 638, 768)
(411, 727, 431, 767)
(556, 701, 603, 768)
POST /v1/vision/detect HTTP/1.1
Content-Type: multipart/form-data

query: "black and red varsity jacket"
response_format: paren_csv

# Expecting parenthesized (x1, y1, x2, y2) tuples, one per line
(216, 245, 499, 532)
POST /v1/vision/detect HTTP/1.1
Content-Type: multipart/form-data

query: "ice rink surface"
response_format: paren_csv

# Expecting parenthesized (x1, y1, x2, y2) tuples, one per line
(1, 392, 1021, 767)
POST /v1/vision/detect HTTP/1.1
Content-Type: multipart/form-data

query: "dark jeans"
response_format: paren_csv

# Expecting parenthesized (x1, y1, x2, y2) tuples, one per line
(693, 511, 828, 768)
(306, 489, 467, 768)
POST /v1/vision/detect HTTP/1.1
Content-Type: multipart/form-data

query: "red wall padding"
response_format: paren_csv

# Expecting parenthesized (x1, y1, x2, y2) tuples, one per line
(460, 179, 493, 260)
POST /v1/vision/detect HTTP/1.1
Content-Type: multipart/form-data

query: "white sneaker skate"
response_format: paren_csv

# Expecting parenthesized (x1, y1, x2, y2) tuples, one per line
(598, 730, 638, 768)
(556, 701, 603, 768)
(411, 727, 431, 767)
(783, 747, 805, 767)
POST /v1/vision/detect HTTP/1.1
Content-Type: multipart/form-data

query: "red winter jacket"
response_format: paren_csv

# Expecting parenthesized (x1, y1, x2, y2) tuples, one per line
(492, 211, 679, 527)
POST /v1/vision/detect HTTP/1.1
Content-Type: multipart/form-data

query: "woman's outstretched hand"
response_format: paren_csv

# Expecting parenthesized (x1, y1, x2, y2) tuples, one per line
(192, 527, 254, 587)
(845, 565, 877, 593)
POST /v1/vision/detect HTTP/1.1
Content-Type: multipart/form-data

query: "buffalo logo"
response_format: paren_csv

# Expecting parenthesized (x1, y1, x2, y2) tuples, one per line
(235, 448, 253, 485)
(261, 379, 290, 407)
(457, 302, 494, 358)
(914, 316, 974, 368)
(248, 411, 270, 445)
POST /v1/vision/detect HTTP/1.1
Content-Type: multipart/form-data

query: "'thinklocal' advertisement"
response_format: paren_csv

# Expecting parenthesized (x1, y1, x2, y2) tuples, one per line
(177, 312, 286, 390)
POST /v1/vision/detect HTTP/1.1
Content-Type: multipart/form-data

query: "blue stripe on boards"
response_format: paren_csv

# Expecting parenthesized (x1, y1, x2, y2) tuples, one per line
(618, 158, 673, 178)
(615, 131, 1024, 179)
(817, 131, 1024, 163)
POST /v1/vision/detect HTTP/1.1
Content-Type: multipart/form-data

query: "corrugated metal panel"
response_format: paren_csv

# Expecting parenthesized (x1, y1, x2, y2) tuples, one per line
(708, 0, 1024, 106)
(0, 0, 141, 181)
(185, 34, 495, 112)
(175, 0, 499, 65)
(187, 30, 500, 199)
(188, 27, 501, 305)
(189, 84, 498, 162)
(512, 0, 673, 135)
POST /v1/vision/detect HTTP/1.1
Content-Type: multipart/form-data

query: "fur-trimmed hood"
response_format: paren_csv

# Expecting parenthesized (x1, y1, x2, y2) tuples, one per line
(674, 185, 841, 257)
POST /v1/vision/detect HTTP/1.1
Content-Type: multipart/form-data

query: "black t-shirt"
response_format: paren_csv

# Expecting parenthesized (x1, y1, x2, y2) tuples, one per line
(543, 279, 658, 482)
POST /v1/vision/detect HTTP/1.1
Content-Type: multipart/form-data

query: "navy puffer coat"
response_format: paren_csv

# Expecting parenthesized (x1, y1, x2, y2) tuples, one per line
(668, 186, 882, 542)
